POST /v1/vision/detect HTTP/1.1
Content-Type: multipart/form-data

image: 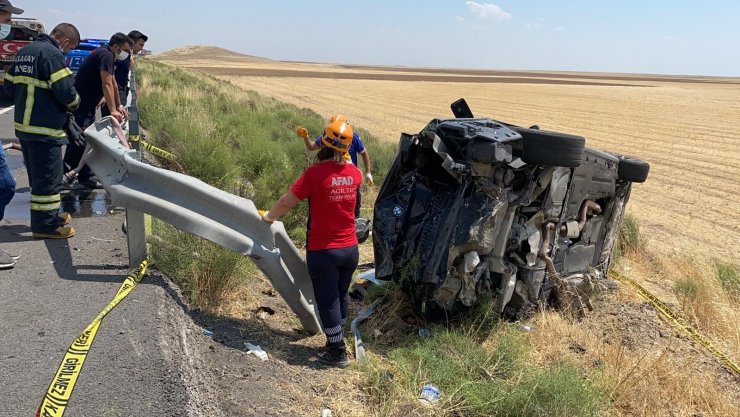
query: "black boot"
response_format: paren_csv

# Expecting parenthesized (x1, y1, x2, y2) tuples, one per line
(318, 347, 350, 368)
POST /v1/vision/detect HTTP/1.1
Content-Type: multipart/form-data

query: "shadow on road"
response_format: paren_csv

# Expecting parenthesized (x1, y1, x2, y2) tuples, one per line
(43, 238, 129, 283)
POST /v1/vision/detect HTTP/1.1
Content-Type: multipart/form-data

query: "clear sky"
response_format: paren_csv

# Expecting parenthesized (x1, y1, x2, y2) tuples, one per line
(23, 0, 740, 76)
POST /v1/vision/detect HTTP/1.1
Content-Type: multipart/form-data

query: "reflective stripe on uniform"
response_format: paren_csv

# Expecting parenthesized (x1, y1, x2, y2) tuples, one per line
(67, 93, 80, 108)
(49, 67, 73, 86)
(30, 202, 61, 211)
(23, 85, 35, 125)
(14, 123, 66, 138)
(31, 194, 61, 203)
(3, 73, 50, 89)
(31, 194, 61, 212)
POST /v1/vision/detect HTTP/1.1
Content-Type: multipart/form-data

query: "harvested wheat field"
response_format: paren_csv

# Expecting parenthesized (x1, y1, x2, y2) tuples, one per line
(160, 46, 739, 262)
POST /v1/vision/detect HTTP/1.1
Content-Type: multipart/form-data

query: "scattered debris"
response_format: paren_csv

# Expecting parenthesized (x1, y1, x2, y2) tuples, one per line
(203, 330, 214, 337)
(255, 306, 275, 319)
(418, 327, 432, 339)
(351, 297, 385, 363)
(356, 268, 385, 286)
(356, 262, 375, 271)
(519, 325, 534, 333)
(418, 383, 440, 406)
(350, 282, 369, 301)
(569, 341, 587, 354)
(244, 343, 269, 362)
(321, 407, 332, 417)
(261, 288, 277, 297)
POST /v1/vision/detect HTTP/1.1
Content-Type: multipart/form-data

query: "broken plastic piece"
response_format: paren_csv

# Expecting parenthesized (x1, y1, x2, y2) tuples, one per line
(352, 297, 385, 363)
(519, 325, 534, 333)
(244, 343, 269, 361)
(203, 330, 214, 337)
(356, 268, 385, 286)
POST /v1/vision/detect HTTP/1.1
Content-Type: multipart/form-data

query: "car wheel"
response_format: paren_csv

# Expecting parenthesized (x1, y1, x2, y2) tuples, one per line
(517, 128, 586, 168)
(617, 156, 650, 183)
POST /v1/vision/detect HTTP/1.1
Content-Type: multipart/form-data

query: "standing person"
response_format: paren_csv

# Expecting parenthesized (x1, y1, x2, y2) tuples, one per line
(64, 32, 132, 189)
(0, 1, 23, 266)
(261, 115, 362, 367)
(3, 23, 80, 239)
(102, 30, 147, 117)
(1, 142, 21, 268)
(296, 115, 373, 218)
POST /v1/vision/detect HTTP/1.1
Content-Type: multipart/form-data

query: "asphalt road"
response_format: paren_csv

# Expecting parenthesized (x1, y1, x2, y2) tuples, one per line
(0, 101, 221, 416)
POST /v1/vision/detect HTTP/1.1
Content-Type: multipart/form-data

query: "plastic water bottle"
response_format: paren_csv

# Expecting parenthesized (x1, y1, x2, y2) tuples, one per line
(418, 384, 440, 405)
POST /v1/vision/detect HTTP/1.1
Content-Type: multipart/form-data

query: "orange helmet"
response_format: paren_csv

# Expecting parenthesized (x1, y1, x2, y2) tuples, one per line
(321, 114, 353, 153)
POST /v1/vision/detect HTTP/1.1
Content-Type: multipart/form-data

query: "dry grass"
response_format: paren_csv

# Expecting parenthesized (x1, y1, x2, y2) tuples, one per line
(529, 304, 740, 417)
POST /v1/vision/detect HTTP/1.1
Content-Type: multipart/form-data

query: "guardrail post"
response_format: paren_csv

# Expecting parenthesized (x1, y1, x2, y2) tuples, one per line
(128, 69, 141, 157)
(126, 68, 147, 268)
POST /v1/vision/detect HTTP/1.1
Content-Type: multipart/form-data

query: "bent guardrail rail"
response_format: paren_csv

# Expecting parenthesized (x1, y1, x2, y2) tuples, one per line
(83, 117, 322, 335)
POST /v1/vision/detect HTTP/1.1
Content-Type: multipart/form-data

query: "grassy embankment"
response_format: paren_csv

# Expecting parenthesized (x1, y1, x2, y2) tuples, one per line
(136, 60, 739, 416)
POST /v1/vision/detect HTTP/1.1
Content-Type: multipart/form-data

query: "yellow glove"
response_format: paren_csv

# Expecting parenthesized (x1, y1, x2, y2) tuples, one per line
(295, 126, 309, 140)
(257, 210, 274, 223)
(365, 172, 375, 187)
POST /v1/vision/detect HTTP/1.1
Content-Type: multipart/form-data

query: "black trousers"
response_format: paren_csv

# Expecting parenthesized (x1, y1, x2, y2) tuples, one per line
(19, 140, 63, 233)
(306, 245, 359, 350)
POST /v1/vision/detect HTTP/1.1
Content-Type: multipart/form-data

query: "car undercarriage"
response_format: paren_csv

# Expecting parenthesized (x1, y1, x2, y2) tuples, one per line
(373, 99, 649, 318)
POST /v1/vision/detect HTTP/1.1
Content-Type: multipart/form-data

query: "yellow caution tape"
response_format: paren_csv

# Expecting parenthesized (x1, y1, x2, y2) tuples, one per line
(130, 137, 247, 198)
(140, 139, 178, 161)
(611, 271, 740, 375)
(36, 260, 150, 417)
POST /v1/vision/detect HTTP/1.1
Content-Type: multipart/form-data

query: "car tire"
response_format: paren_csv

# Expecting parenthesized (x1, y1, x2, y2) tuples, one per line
(517, 128, 586, 167)
(617, 156, 650, 183)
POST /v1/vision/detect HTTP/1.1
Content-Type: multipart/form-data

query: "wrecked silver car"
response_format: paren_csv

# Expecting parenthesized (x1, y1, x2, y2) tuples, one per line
(372, 99, 649, 318)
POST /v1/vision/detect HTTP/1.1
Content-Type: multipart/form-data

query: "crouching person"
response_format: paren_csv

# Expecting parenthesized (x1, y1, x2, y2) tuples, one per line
(260, 115, 361, 367)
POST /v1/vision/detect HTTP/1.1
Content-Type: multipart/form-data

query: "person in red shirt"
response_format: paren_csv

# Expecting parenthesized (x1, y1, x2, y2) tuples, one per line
(260, 115, 362, 368)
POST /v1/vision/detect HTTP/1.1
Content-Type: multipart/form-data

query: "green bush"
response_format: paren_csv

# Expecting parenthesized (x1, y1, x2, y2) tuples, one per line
(149, 219, 255, 310)
(712, 260, 740, 298)
(673, 278, 700, 302)
(616, 213, 642, 257)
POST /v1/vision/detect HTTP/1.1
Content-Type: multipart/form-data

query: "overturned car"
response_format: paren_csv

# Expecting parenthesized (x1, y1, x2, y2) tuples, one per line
(373, 99, 649, 318)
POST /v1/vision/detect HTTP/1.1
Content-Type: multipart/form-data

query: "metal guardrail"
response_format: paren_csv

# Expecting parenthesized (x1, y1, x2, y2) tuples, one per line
(83, 117, 322, 335)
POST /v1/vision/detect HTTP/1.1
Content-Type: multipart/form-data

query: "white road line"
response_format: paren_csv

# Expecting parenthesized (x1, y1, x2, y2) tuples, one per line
(0, 105, 14, 115)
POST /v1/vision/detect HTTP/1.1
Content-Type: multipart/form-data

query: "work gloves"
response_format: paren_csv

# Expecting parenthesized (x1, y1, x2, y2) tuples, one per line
(365, 172, 374, 187)
(257, 210, 274, 223)
(295, 126, 309, 140)
(63, 112, 86, 148)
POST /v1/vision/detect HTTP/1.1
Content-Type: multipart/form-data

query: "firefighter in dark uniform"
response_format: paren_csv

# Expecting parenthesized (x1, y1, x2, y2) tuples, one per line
(3, 23, 81, 238)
